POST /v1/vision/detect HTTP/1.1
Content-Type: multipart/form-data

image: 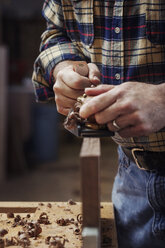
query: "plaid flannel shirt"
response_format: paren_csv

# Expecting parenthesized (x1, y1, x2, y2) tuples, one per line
(32, 0, 165, 151)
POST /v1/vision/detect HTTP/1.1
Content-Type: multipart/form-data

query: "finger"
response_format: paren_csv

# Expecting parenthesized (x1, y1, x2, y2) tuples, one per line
(79, 89, 116, 119)
(95, 95, 139, 125)
(56, 105, 70, 116)
(107, 120, 121, 132)
(88, 63, 101, 85)
(61, 68, 91, 89)
(96, 102, 136, 125)
(117, 125, 147, 138)
(107, 111, 142, 132)
(55, 94, 76, 109)
(117, 119, 152, 137)
(73, 61, 89, 77)
(53, 80, 84, 100)
(85, 84, 114, 96)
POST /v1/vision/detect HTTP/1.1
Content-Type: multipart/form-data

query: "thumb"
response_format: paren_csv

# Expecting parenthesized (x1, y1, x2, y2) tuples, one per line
(88, 63, 101, 85)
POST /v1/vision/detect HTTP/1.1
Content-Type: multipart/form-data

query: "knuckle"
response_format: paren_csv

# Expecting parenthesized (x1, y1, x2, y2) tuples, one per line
(116, 88, 124, 98)
(118, 83, 130, 96)
(88, 63, 100, 75)
(56, 70, 63, 80)
(57, 106, 65, 115)
(133, 112, 143, 123)
(122, 101, 135, 112)
(53, 84, 60, 93)
(97, 84, 107, 91)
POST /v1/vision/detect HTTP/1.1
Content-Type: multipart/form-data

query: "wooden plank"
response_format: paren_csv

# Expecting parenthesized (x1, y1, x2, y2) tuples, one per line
(0, 46, 8, 181)
(80, 138, 101, 227)
(80, 138, 101, 247)
(0, 207, 37, 213)
(0, 202, 118, 248)
(0, 5, 2, 44)
(0, 201, 38, 213)
(101, 203, 118, 248)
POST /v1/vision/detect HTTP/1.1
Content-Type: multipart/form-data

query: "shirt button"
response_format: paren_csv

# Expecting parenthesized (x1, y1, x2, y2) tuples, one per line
(115, 73, 121, 80)
(115, 27, 120, 34)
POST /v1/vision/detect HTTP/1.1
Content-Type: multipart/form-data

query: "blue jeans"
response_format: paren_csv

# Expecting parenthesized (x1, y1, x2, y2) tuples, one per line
(112, 146, 165, 248)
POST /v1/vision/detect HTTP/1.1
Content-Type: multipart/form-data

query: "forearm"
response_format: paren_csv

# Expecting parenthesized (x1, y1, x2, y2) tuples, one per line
(32, 0, 86, 102)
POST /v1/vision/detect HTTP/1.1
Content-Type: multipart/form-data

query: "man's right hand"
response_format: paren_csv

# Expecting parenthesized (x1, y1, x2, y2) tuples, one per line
(53, 61, 100, 116)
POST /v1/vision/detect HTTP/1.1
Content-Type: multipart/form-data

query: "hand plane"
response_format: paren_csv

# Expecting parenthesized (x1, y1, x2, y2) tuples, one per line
(63, 61, 114, 137)
(64, 93, 114, 137)
(64, 94, 114, 137)
(63, 62, 114, 137)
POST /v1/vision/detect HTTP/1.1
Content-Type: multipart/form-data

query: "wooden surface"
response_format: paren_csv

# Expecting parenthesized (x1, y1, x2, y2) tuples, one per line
(0, 46, 8, 181)
(80, 138, 101, 247)
(0, 202, 118, 248)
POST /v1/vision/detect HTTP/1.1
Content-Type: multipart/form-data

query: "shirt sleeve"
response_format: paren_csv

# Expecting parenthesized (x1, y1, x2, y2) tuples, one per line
(32, 0, 86, 102)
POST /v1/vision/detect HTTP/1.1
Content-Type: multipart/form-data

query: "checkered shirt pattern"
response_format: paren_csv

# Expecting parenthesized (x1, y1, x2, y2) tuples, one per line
(32, 0, 165, 151)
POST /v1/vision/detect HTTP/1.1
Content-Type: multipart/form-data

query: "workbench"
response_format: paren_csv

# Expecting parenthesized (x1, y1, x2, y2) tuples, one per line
(0, 201, 118, 247)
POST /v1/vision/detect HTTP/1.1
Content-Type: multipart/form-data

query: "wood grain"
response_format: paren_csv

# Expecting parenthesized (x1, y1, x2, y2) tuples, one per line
(80, 138, 101, 228)
(80, 138, 101, 247)
(0, 201, 118, 248)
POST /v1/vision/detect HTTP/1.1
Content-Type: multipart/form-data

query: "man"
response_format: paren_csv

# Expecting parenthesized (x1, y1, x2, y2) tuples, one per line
(32, 0, 165, 247)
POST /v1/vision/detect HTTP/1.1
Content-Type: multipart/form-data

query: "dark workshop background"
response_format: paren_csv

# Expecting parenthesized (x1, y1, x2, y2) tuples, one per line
(0, 0, 118, 202)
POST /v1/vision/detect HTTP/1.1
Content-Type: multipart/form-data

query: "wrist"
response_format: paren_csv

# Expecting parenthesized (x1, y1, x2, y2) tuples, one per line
(53, 60, 88, 80)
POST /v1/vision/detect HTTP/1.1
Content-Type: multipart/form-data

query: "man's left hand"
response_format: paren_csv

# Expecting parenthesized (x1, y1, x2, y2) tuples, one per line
(79, 82, 165, 138)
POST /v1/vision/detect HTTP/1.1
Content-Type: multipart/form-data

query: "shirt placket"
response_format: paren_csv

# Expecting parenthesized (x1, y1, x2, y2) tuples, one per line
(111, 0, 124, 85)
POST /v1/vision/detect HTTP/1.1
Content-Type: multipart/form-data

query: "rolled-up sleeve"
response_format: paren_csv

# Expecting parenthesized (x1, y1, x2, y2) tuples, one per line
(32, 0, 86, 102)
